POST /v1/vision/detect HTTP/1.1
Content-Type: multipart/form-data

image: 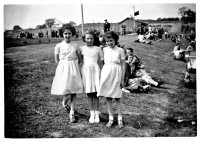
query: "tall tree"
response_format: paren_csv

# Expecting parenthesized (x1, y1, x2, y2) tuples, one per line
(36, 24, 46, 29)
(45, 18, 55, 28)
(178, 7, 187, 17)
(178, 7, 195, 23)
(69, 21, 76, 26)
(13, 25, 22, 31)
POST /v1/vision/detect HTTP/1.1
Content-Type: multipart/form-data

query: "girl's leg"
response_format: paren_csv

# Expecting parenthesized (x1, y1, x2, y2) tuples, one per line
(93, 93, 99, 111)
(70, 93, 76, 112)
(106, 98, 114, 127)
(62, 95, 70, 106)
(69, 94, 76, 123)
(87, 93, 95, 123)
(93, 93, 100, 123)
(143, 75, 158, 86)
(116, 98, 123, 128)
(62, 95, 71, 112)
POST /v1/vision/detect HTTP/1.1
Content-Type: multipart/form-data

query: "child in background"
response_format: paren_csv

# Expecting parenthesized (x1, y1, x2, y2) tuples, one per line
(125, 47, 134, 60)
(80, 30, 104, 123)
(98, 31, 125, 128)
(99, 33, 107, 49)
(51, 24, 83, 123)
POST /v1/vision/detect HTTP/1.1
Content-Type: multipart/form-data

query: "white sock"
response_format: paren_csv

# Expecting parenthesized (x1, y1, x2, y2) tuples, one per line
(70, 110, 74, 116)
(90, 111, 94, 116)
(118, 116, 122, 121)
(109, 115, 114, 121)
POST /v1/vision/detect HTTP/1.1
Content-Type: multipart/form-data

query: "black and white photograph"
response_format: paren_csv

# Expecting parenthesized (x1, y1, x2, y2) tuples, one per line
(2, 0, 199, 140)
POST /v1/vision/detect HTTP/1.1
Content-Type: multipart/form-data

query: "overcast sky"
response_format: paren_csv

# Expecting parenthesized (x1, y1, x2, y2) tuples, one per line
(3, 1, 196, 30)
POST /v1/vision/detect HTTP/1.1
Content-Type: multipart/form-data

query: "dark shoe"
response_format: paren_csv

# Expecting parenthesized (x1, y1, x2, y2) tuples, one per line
(157, 81, 164, 87)
(62, 101, 70, 113)
(64, 105, 70, 113)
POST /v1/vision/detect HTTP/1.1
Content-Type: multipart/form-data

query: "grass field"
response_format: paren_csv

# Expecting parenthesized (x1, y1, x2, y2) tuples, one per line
(4, 35, 197, 138)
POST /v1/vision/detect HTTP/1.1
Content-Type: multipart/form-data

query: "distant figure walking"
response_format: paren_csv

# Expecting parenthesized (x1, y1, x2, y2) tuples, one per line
(103, 19, 110, 33)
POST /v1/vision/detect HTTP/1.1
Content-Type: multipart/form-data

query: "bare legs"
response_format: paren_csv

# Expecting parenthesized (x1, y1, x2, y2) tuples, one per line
(106, 97, 123, 128)
(62, 94, 76, 122)
(87, 92, 100, 123)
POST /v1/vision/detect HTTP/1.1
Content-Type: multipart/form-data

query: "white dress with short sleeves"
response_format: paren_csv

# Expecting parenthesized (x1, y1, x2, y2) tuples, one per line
(51, 41, 83, 95)
(80, 45, 103, 93)
(98, 46, 125, 98)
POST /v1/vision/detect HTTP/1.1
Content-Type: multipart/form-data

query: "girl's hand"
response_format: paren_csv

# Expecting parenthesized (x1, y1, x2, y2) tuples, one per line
(120, 81, 125, 88)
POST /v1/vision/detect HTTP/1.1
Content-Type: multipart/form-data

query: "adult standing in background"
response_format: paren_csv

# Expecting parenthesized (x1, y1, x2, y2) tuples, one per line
(104, 19, 110, 33)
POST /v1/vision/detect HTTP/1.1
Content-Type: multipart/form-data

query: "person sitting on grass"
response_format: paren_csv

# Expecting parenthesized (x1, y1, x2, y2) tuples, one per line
(171, 42, 185, 61)
(134, 34, 152, 44)
(129, 55, 163, 88)
(123, 53, 151, 93)
(124, 47, 134, 60)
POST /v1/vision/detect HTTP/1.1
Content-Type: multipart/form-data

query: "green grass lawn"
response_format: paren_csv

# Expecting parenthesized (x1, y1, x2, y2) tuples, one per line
(4, 36, 196, 137)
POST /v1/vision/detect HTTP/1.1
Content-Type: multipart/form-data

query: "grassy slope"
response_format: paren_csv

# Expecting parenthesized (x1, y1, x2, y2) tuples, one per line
(4, 36, 196, 138)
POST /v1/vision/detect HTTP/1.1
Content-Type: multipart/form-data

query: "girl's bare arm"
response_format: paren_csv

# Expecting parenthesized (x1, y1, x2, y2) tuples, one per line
(55, 54, 59, 64)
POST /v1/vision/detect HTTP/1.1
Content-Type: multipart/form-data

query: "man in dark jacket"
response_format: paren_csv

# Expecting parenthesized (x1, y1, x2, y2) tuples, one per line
(103, 19, 110, 33)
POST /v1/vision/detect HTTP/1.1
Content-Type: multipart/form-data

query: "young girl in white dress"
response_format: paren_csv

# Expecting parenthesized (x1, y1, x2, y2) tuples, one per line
(51, 24, 83, 123)
(98, 31, 125, 128)
(80, 30, 104, 123)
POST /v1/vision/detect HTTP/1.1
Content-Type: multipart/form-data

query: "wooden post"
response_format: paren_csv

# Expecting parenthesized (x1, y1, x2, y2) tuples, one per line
(81, 4, 84, 35)
(133, 5, 135, 29)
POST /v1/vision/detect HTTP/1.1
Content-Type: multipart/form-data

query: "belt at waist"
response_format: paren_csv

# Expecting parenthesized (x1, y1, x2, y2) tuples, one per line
(63, 57, 78, 61)
(105, 62, 121, 65)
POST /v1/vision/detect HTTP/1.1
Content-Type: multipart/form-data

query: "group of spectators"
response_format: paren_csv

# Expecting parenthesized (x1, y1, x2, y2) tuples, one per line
(170, 29, 196, 86)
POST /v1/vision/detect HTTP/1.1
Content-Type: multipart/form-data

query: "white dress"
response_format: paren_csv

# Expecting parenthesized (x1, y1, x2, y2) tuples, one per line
(80, 45, 103, 93)
(51, 41, 83, 95)
(97, 46, 125, 98)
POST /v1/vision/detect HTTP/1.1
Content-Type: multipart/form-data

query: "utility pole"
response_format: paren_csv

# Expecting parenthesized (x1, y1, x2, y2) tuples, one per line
(81, 4, 84, 35)
(133, 5, 135, 29)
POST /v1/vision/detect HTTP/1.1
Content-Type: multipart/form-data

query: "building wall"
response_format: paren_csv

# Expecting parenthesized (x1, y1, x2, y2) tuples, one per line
(148, 21, 182, 33)
(118, 19, 134, 33)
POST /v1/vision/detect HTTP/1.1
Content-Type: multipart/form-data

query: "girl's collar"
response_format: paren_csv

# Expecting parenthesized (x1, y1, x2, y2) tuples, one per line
(108, 46, 116, 49)
(63, 40, 71, 44)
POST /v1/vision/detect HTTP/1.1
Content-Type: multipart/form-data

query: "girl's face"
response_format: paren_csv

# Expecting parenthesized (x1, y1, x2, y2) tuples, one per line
(132, 57, 138, 64)
(63, 29, 72, 43)
(127, 56, 133, 63)
(99, 37, 104, 43)
(85, 34, 94, 46)
(106, 37, 115, 48)
(126, 49, 132, 56)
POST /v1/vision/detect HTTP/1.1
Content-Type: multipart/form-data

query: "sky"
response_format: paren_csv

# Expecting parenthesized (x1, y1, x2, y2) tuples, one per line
(3, 1, 196, 30)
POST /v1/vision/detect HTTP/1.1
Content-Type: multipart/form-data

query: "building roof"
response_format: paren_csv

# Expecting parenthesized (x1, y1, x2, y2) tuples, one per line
(118, 17, 148, 25)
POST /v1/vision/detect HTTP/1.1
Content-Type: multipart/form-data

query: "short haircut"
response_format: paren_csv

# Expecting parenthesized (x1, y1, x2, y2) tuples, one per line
(105, 31, 119, 44)
(85, 29, 95, 36)
(126, 48, 133, 53)
(61, 23, 76, 36)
